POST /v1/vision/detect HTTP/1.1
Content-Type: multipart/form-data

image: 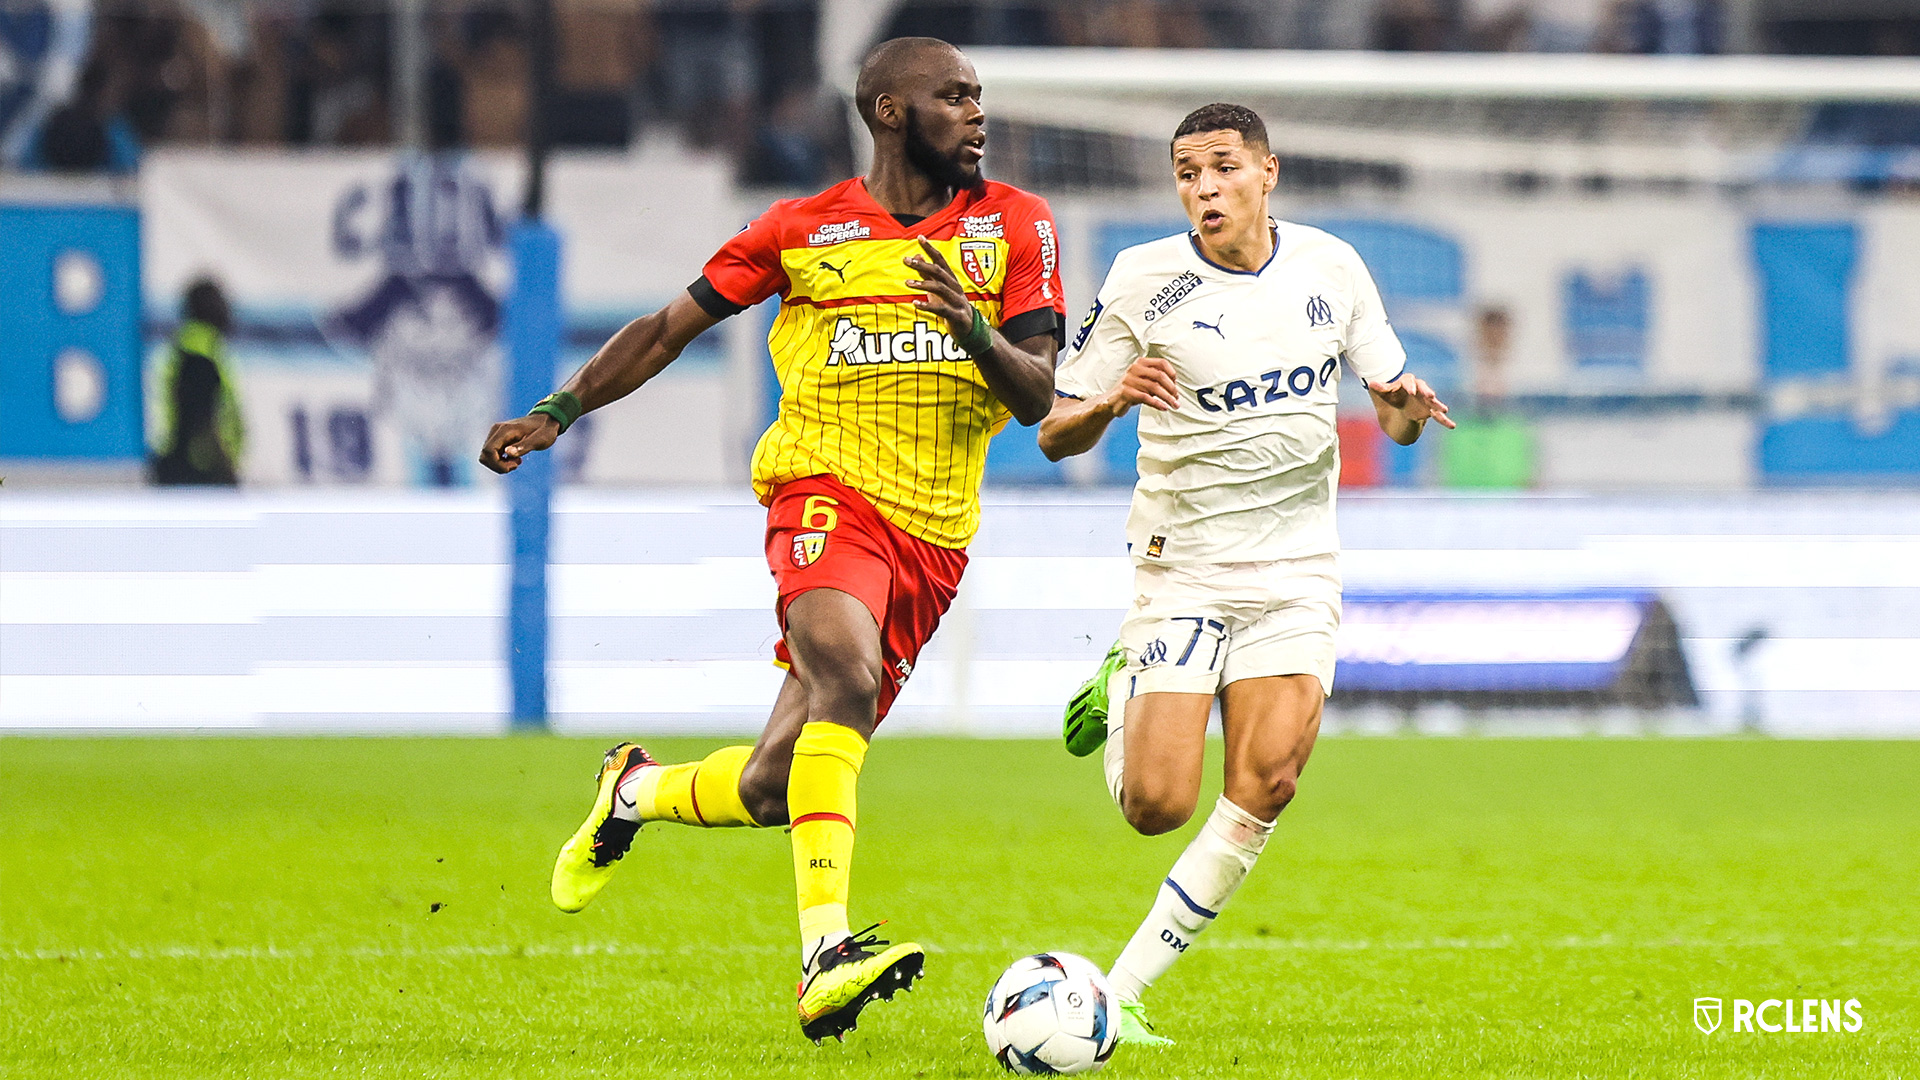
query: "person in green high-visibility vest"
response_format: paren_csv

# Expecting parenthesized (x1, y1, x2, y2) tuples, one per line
(150, 279, 244, 486)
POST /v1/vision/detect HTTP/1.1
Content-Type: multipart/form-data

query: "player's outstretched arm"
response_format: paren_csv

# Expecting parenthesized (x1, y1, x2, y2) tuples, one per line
(1366, 372, 1455, 446)
(904, 239, 1056, 425)
(1038, 356, 1179, 461)
(479, 291, 721, 474)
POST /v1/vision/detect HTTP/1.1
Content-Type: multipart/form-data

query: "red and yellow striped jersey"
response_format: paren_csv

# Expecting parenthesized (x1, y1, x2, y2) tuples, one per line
(698, 177, 1064, 548)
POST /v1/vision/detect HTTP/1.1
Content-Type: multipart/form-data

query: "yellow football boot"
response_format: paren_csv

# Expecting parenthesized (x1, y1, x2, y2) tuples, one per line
(796, 925, 925, 1043)
(550, 742, 655, 913)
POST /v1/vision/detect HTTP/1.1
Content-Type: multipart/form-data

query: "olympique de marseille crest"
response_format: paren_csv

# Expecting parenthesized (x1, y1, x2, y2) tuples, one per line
(960, 240, 998, 288)
(791, 531, 828, 568)
(1695, 998, 1722, 1034)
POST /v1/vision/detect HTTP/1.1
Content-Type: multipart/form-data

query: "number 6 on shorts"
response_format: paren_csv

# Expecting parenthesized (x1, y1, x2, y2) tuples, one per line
(803, 495, 840, 531)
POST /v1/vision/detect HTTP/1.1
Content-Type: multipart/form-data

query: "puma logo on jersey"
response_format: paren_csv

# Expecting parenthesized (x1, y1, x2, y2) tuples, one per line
(818, 259, 849, 281)
(1192, 315, 1225, 339)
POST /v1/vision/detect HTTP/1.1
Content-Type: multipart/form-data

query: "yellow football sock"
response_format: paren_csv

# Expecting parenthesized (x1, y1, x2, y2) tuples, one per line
(788, 721, 867, 955)
(637, 745, 760, 828)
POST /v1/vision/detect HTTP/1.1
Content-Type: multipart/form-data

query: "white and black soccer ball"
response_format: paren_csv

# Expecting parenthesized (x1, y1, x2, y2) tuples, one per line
(982, 952, 1118, 1075)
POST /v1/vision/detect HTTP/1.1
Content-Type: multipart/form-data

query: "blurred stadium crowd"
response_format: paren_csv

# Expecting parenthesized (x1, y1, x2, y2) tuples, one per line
(4, 0, 1916, 183)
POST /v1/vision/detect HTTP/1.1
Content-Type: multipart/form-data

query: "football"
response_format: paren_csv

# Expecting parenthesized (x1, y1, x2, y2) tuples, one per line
(982, 952, 1119, 1074)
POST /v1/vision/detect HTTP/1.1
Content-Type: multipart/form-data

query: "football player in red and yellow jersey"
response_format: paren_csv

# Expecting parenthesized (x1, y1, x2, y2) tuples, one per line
(479, 37, 1064, 1043)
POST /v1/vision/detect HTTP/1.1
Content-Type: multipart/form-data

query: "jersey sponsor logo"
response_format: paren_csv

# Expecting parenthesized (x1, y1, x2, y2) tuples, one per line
(1145, 534, 1166, 558)
(959, 212, 1004, 238)
(959, 240, 999, 288)
(826, 316, 969, 365)
(1034, 219, 1057, 300)
(791, 530, 827, 568)
(1070, 299, 1104, 352)
(807, 220, 871, 246)
(1305, 294, 1334, 328)
(1192, 314, 1225, 339)
(1143, 271, 1203, 322)
(893, 657, 914, 688)
(1195, 358, 1340, 413)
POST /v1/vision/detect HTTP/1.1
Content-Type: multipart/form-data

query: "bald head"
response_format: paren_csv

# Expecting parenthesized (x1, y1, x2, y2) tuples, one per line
(854, 36, 964, 132)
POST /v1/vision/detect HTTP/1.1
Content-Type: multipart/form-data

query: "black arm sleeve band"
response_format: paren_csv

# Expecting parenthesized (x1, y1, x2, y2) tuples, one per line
(999, 306, 1064, 349)
(688, 276, 748, 320)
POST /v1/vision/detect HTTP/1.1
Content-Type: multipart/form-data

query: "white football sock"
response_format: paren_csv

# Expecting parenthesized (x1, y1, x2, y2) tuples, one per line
(801, 927, 852, 977)
(611, 761, 661, 823)
(1102, 668, 1129, 808)
(1108, 795, 1274, 1003)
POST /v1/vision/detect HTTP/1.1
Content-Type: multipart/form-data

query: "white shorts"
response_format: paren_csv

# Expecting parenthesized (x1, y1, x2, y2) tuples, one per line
(1116, 554, 1342, 699)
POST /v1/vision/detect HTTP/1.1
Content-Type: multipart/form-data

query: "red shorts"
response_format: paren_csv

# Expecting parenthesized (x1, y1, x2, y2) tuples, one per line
(764, 475, 968, 724)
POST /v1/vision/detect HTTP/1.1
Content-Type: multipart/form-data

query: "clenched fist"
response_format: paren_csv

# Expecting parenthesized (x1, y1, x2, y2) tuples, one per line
(478, 415, 560, 474)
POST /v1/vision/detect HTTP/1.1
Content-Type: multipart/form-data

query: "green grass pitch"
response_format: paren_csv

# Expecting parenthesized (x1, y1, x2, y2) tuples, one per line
(3, 736, 1915, 1078)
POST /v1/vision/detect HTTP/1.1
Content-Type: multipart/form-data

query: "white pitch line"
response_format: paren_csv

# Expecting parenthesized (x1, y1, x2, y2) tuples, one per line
(6, 937, 1913, 963)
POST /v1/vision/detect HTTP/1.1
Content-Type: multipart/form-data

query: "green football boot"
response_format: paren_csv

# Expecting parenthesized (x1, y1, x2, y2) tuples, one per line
(1117, 1000, 1175, 1047)
(1063, 641, 1127, 757)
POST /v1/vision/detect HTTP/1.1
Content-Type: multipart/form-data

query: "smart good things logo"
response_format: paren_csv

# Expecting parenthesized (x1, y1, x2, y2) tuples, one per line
(1693, 997, 1863, 1035)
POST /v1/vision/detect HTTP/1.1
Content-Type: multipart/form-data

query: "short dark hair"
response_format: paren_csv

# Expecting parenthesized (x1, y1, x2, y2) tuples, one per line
(183, 278, 230, 333)
(854, 36, 960, 131)
(1171, 103, 1270, 158)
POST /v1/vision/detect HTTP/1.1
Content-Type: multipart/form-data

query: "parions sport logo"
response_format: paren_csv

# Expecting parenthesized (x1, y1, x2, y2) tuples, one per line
(1693, 997, 1864, 1034)
(1143, 271, 1203, 322)
(826, 317, 970, 366)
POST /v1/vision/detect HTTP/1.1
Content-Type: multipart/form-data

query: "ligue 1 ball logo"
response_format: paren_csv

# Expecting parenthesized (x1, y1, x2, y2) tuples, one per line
(791, 531, 828, 568)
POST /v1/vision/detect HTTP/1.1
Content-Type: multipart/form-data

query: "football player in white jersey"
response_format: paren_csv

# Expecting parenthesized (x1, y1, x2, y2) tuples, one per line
(1038, 103, 1452, 1045)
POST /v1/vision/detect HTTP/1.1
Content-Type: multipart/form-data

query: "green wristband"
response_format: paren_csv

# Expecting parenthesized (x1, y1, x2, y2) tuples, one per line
(529, 391, 583, 434)
(958, 306, 993, 357)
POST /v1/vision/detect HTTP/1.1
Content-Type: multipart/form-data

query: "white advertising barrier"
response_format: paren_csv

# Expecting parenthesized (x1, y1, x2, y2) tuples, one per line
(141, 147, 764, 488)
(4, 490, 1919, 737)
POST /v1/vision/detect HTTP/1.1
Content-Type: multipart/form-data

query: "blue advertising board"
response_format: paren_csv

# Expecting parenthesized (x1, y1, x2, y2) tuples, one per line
(0, 204, 143, 459)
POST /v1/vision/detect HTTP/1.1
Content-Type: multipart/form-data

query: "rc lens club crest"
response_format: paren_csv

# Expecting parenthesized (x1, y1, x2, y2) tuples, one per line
(791, 531, 828, 568)
(959, 240, 998, 288)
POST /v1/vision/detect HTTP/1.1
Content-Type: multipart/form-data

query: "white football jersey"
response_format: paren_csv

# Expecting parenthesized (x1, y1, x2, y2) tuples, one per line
(1055, 220, 1406, 564)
